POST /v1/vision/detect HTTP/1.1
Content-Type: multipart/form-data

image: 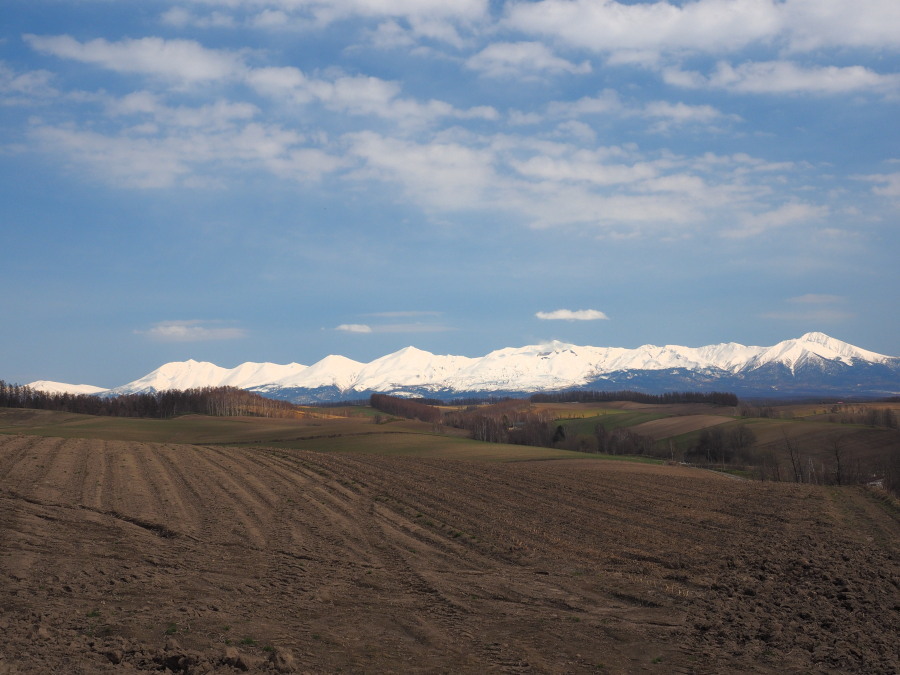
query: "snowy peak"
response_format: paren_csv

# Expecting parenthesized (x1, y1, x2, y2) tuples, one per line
(356, 347, 477, 392)
(265, 354, 364, 391)
(110, 359, 310, 394)
(27, 381, 110, 395)
(747, 332, 891, 373)
(110, 360, 230, 394)
(31, 333, 898, 399)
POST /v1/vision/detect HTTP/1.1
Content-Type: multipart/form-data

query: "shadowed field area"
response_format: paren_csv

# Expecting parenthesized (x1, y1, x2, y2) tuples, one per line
(1, 434, 898, 673)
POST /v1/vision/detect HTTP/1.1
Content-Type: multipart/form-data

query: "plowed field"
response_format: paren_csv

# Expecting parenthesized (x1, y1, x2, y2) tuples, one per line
(0, 435, 898, 673)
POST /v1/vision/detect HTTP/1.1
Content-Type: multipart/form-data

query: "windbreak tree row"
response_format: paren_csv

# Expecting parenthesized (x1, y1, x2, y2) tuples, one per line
(0, 381, 300, 419)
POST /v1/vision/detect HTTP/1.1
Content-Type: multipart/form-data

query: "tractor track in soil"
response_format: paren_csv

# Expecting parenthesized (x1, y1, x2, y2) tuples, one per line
(0, 435, 897, 673)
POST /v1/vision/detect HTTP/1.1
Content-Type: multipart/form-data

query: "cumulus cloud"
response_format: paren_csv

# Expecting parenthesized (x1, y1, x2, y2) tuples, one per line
(506, 0, 900, 56)
(544, 91, 737, 132)
(247, 67, 498, 125)
(160, 0, 487, 43)
(0, 63, 58, 103)
(161, 8, 236, 29)
(25, 35, 498, 126)
(505, 0, 781, 55)
(346, 131, 497, 210)
(857, 172, 900, 197)
(641, 101, 738, 132)
(726, 202, 828, 238)
(466, 42, 591, 78)
(23, 34, 245, 84)
(29, 115, 342, 188)
(137, 320, 246, 341)
(342, 130, 822, 233)
(336, 321, 449, 333)
(546, 89, 624, 118)
(666, 61, 900, 96)
(272, 0, 487, 24)
(336, 323, 373, 333)
(536, 309, 609, 321)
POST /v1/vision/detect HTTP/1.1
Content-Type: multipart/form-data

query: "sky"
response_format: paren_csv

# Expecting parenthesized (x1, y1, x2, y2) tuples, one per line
(1, 0, 899, 388)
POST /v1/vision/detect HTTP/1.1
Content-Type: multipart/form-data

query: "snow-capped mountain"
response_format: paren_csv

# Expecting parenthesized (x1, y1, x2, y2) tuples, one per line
(28, 333, 900, 401)
(105, 359, 308, 395)
(26, 381, 110, 396)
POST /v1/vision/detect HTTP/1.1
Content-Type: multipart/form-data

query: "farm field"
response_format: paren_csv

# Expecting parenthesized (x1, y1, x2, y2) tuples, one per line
(0, 409, 599, 463)
(1, 432, 898, 673)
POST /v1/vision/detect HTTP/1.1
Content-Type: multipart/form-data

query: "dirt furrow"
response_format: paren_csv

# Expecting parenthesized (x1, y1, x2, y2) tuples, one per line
(0, 436, 896, 674)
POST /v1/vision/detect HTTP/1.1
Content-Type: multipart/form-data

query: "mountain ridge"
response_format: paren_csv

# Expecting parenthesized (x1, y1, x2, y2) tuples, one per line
(26, 332, 900, 400)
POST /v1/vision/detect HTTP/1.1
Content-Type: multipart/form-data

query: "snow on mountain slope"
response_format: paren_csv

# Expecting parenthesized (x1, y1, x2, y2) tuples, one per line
(110, 359, 309, 394)
(446, 341, 607, 391)
(744, 332, 892, 373)
(27, 381, 109, 395)
(109, 360, 232, 394)
(355, 346, 478, 391)
(96, 332, 896, 397)
(219, 361, 308, 389)
(260, 354, 364, 391)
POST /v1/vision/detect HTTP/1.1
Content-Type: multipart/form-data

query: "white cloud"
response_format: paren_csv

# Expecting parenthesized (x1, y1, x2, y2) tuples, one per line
(505, 0, 782, 55)
(667, 60, 900, 96)
(466, 42, 591, 78)
(506, 0, 900, 56)
(641, 101, 737, 132)
(857, 172, 900, 197)
(137, 320, 246, 341)
(781, 0, 900, 52)
(275, 0, 488, 24)
(347, 131, 498, 210)
(544, 91, 736, 132)
(29, 109, 343, 188)
(0, 63, 58, 103)
(510, 153, 659, 187)
(367, 20, 417, 49)
(726, 202, 828, 237)
(109, 92, 259, 129)
(336, 321, 448, 333)
(341, 130, 823, 234)
(336, 323, 373, 333)
(247, 66, 498, 125)
(24, 34, 246, 84)
(547, 89, 623, 118)
(536, 309, 609, 321)
(165, 0, 487, 43)
(161, 8, 236, 29)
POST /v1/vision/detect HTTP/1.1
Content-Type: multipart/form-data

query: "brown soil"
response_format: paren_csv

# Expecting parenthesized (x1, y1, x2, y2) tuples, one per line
(629, 415, 734, 440)
(0, 435, 897, 673)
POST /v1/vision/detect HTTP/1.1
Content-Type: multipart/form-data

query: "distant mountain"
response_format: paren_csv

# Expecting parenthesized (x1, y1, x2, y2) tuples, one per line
(26, 381, 110, 396)
(28, 333, 900, 402)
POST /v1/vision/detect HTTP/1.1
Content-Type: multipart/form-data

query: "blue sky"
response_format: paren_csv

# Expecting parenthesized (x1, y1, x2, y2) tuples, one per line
(2, 0, 898, 387)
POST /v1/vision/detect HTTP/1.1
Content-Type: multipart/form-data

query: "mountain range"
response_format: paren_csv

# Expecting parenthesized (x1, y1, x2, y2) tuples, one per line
(27, 332, 900, 402)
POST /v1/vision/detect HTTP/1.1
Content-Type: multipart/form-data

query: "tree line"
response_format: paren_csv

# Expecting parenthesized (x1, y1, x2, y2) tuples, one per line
(530, 390, 738, 406)
(369, 394, 442, 424)
(0, 381, 300, 419)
